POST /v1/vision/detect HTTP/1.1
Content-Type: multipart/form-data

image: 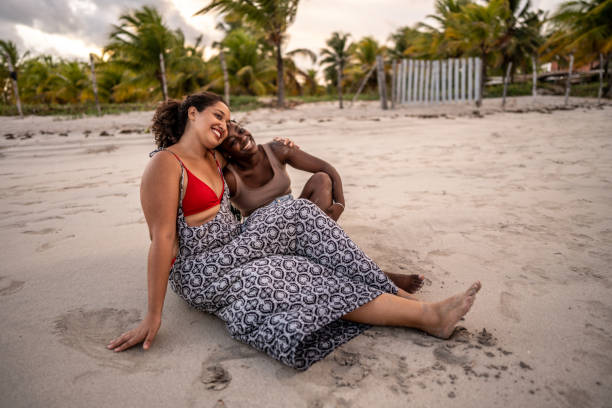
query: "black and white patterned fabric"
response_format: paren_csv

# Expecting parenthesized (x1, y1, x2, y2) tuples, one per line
(159, 151, 398, 370)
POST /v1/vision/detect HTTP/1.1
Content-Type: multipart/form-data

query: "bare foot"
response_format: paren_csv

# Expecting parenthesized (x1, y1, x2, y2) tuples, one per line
(421, 281, 482, 339)
(386, 272, 425, 294)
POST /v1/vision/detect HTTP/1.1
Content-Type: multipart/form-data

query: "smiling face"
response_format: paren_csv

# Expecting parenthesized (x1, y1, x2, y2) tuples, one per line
(220, 121, 258, 158)
(188, 101, 230, 149)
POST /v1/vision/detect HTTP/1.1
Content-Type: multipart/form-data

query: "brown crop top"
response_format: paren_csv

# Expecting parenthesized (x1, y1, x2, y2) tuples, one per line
(227, 143, 292, 216)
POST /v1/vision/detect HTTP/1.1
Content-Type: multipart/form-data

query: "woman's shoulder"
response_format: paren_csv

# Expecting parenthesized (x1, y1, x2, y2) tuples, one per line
(144, 149, 182, 179)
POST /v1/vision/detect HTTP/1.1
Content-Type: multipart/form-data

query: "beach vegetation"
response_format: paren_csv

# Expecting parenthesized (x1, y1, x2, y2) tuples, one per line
(320, 32, 353, 109)
(1, 0, 610, 116)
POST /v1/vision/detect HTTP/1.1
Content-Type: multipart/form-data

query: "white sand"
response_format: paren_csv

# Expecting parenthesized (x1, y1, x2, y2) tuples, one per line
(1, 96, 611, 407)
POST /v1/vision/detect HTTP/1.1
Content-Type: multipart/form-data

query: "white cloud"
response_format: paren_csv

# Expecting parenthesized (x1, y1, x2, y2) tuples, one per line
(5, 0, 566, 69)
(15, 24, 101, 60)
(67, 0, 98, 15)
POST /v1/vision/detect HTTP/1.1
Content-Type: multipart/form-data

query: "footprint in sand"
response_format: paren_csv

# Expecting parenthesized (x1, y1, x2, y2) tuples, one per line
(433, 344, 470, 366)
(96, 193, 128, 199)
(85, 145, 119, 154)
(204, 343, 260, 366)
(330, 350, 369, 388)
(0, 276, 25, 296)
(521, 264, 551, 282)
(200, 364, 232, 391)
(36, 234, 76, 252)
(54, 307, 148, 372)
(22, 227, 59, 235)
(499, 291, 521, 323)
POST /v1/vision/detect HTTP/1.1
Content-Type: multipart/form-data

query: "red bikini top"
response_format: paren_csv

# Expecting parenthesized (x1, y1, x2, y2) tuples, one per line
(167, 151, 224, 216)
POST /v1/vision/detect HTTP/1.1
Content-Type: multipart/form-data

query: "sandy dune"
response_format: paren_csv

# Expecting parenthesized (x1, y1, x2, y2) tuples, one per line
(1, 96, 611, 407)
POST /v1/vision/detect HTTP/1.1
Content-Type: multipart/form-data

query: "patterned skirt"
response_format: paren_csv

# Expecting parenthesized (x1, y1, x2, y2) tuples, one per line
(170, 184, 397, 370)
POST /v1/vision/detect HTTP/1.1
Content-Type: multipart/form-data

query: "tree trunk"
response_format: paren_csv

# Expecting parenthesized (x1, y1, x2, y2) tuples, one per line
(532, 55, 537, 101)
(352, 64, 376, 104)
(390, 59, 396, 109)
(89, 54, 102, 116)
(159, 53, 168, 101)
(218, 48, 230, 105)
(604, 52, 611, 99)
(6, 59, 23, 117)
(376, 55, 388, 110)
(476, 52, 487, 108)
(564, 53, 574, 106)
(337, 59, 343, 109)
(275, 42, 285, 108)
(502, 62, 512, 109)
(598, 53, 604, 104)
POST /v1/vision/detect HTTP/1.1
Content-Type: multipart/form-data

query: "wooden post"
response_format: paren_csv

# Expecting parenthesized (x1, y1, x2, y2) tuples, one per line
(219, 48, 230, 105)
(159, 52, 168, 101)
(441, 59, 447, 102)
(391, 60, 397, 109)
(6, 58, 23, 117)
(352, 64, 376, 104)
(468, 57, 474, 101)
(434, 60, 440, 103)
(337, 57, 344, 109)
(448, 58, 454, 101)
(418, 60, 424, 102)
(407, 59, 413, 103)
(414, 60, 423, 102)
(475, 57, 482, 107)
(401, 59, 407, 104)
(531, 55, 537, 101)
(376, 55, 388, 110)
(454, 58, 460, 102)
(89, 54, 102, 116)
(423, 60, 429, 104)
(598, 53, 604, 105)
(502, 62, 512, 108)
(565, 54, 574, 106)
(460, 58, 466, 102)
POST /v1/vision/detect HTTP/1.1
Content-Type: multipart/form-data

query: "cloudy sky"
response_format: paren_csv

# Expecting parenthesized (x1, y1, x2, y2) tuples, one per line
(0, 0, 564, 70)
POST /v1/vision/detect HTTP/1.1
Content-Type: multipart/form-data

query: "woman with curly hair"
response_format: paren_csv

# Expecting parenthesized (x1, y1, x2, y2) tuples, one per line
(107, 91, 481, 370)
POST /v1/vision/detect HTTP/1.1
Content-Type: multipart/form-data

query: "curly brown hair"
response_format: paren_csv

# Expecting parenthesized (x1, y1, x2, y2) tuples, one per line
(151, 92, 228, 148)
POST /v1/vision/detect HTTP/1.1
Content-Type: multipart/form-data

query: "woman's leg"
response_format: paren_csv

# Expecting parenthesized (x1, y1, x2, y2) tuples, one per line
(241, 199, 396, 293)
(386, 273, 424, 294)
(342, 282, 481, 339)
(299, 172, 333, 217)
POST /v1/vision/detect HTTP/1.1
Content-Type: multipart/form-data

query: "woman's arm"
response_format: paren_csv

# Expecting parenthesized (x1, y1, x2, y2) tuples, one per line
(271, 142, 345, 217)
(107, 152, 181, 352)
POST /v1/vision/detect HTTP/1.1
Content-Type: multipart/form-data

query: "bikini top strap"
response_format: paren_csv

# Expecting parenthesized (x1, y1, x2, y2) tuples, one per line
(213, 151, 223, 176)
(150, 148, 185, 211)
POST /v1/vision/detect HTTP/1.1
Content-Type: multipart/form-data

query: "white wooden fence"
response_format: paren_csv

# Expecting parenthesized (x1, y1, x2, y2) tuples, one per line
(390, 57, 482, 105)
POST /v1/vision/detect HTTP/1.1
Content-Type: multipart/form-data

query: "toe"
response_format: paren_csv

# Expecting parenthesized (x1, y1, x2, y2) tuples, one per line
(467, 281, 481, 296)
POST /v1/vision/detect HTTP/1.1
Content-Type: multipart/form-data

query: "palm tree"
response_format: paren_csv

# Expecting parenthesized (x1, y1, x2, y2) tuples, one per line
(220, 28, 275, 96)
(417, 0, 472, 58)
(283, 48, 316, 96)
(444, 0, 509, 105)
(105, 6, 182, 101)
(195, 0, 300, 108)
(18, 55, 56, 105)
(48, 61, 91, 104)
(388, 27, 428, 58)
(496, 1, 545, 81)
(303, 69, 320, 96)
(166, 32, 209, 97)
(347, 36, 384, 96)
(320, 32, 352, 109)
(0, 40, 28, 115)
(213, 22, 233, 103)
(545, 0, 612, 97)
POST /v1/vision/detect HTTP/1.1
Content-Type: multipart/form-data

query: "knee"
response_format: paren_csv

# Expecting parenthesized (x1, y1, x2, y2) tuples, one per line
(311, 172, 332, 192)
